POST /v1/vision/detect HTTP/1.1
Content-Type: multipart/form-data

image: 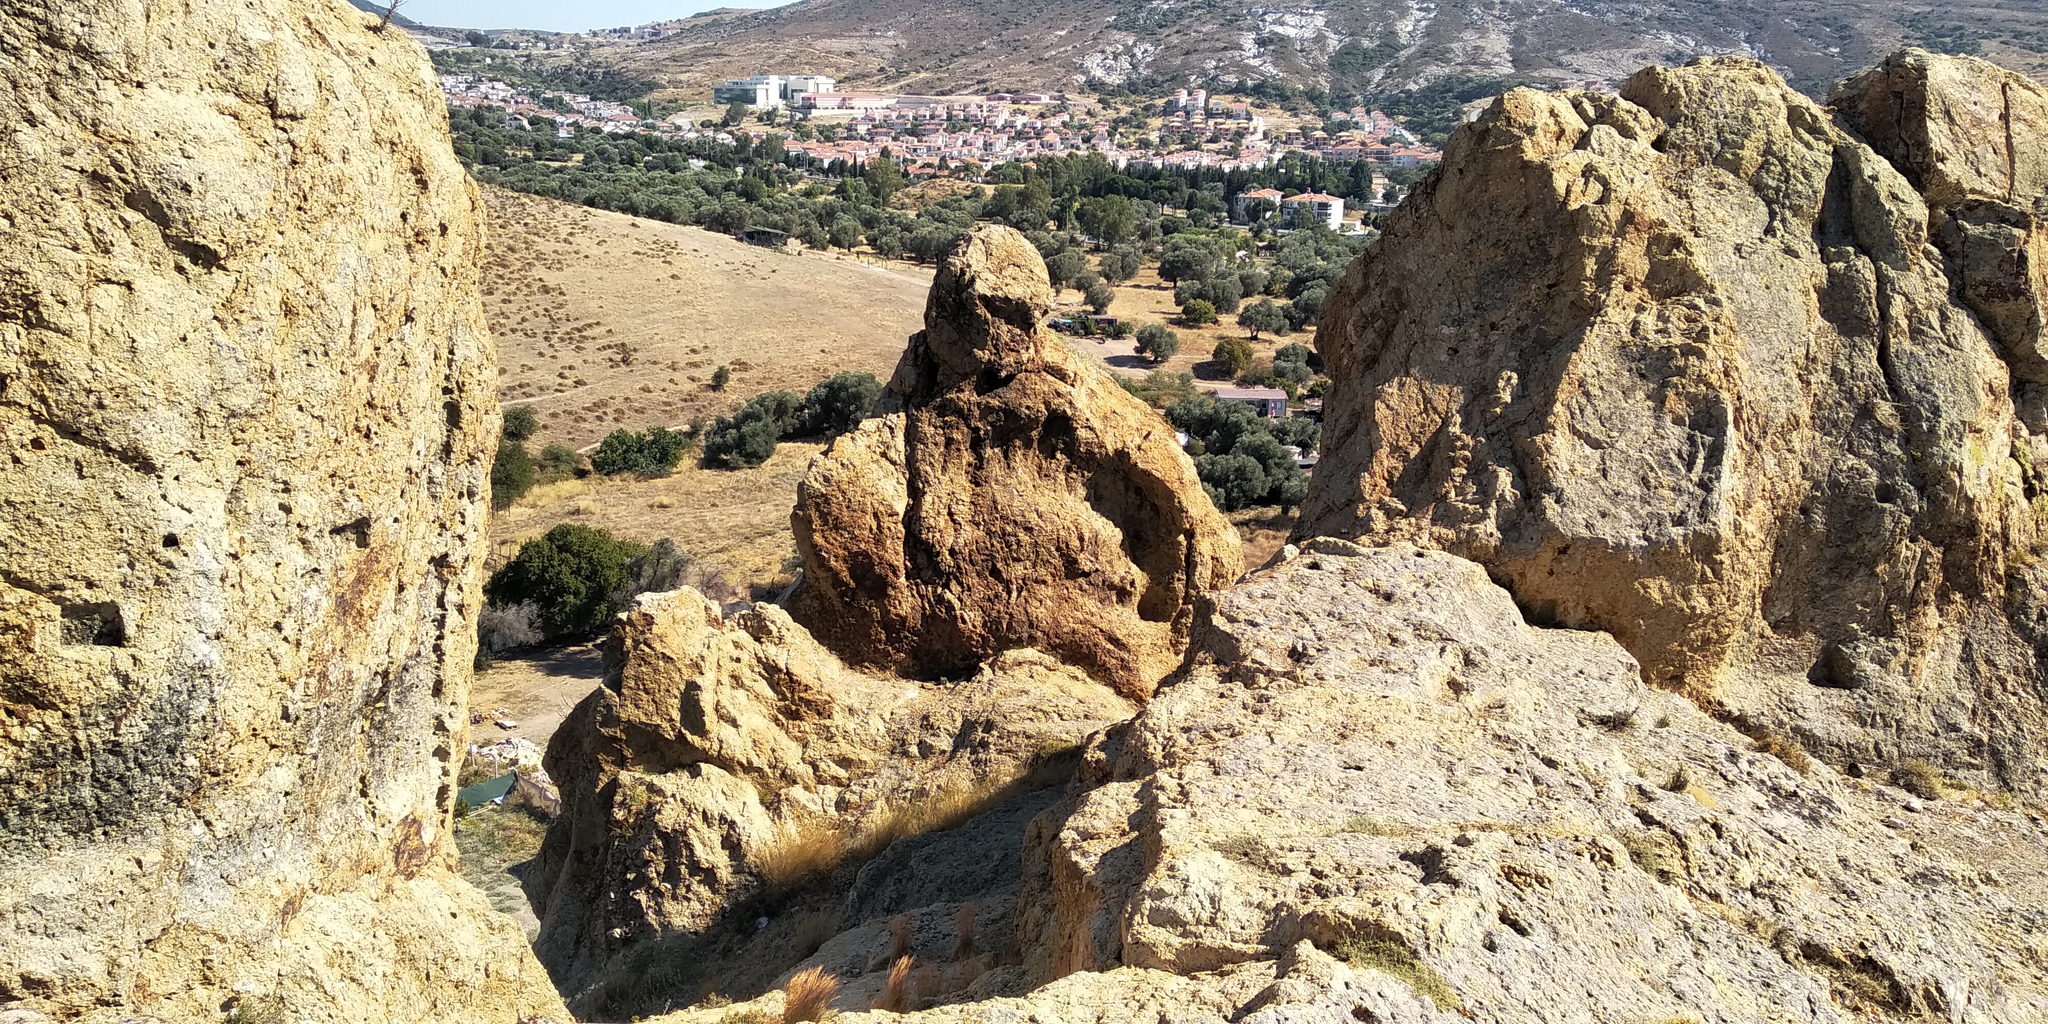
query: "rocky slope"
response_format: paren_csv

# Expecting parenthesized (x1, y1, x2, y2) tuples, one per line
(558, 0, 2048, 99)
(527, 589, 1134, 1014)
(0, 1, 563, 1020)
(654, 542, 2048, 1023)
(791, 225, 1242, 698)
(1297, 51, 2048, 796)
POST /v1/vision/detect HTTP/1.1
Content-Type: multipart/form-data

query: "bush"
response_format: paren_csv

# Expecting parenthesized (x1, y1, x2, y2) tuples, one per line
(477, 601, 543, 655)
(536, 442, 583, 481)
(1135, 323, 1180, 363)
(1167, 394, 1311, 511)
(591, 426, 691, 477)
(710, 364, 732, 390)
(1212, 337, 1255, 376)
(703, 390, 803, 469)
(800, 372, 882, 436)
(485, 523, 646, 639)
(1182, 298, 1218, 325)
(491, 440, 537, 510)
(501, 405, 540, 441)
(1083, 278, 1116, 313)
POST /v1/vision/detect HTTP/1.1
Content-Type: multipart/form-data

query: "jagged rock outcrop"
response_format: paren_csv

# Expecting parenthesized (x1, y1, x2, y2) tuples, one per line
(1297, 53, 2048, 794)
(651, 541, 2048, 1023)
(0, 2, 563, 1020)
(528, 588, 1134, 1012)
(791, 226, 1242, 698)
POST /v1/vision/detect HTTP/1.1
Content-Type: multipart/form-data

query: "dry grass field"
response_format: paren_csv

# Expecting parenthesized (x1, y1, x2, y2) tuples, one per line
(480, 187, 932, 454)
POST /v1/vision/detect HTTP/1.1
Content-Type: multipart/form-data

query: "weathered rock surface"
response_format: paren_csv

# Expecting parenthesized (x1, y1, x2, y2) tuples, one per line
(0, 1, 562, 1020)
(1297, 53, 2048, 793)
(527, 588, 1135, 1011)
(653, 542, 2048, 1023)
(791, 226, 1243, 698)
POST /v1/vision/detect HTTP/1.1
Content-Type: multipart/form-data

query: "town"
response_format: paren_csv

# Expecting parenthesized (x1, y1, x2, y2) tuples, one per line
(436, 67, 1444, 217)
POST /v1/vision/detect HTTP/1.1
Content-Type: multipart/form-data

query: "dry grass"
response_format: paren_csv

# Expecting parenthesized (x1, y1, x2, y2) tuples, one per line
(1893, 758, 1946, 800)
(782, 966, 839, 1023)
(791, 909, 842, 958)
(1750, 732, 1812, 775)
(953, 902, 977, 960)
(1332, 932, 1458, 1011)
(754, 823, 843, 892)
(889, 913, 914, 959)
(871, 956, 914, 1012)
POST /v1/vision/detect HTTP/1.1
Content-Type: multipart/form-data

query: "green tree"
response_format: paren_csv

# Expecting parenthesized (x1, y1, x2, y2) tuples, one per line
(722, 99, 749, 126)
(1182, 298, 1219, 326)
(1076, 194, 1137, 249)
(1083, 278, 1116, 314)
(490, 440, 536, 510)
(828, 215, 863, 251)
(1212, 336, 1255, 375)
(501, 404, 540, 442)
(590, 426, 691, 477)
(1045, 250, 1088, 292)
(863, 156, 905, 200)
(485, 523, 646, 639)
(800, 372, 882, 436)
(1099, 245, 1143, 284)
(1134, 323, 1180, 363)
(1238, 299, 1290, 339)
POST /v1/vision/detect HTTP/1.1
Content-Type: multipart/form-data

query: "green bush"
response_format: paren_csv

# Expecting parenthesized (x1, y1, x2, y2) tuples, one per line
(1135, 323, 1180, 363)
(591, 426, 691, 477)
(1182, 298, 1218, 326)
(1211, 337, 1255, 376)
(491, 440, 537, 510)
(703, 390, 803, 469)
(710, 365, 732, 390)
(1166, 394, 1313, 512)
(502, 405, 540, 441)
(800, 372, 882, 436)
(485, 524, 646, 639)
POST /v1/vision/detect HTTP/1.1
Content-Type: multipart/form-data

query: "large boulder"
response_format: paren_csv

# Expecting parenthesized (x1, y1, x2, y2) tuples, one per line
(0, 1, 563, 1020)
(527, 589, 1134, 1015)
(790, 226, 1242, 698)
(1296, 54, 2048, 794)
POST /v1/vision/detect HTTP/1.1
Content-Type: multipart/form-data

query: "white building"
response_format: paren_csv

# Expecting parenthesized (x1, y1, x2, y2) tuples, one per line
(1281, 192, 1344, 230)
(712, 74, 838, 109)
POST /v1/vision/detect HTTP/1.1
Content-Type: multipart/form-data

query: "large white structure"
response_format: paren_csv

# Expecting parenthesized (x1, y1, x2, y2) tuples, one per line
(712, 74, 837, 109)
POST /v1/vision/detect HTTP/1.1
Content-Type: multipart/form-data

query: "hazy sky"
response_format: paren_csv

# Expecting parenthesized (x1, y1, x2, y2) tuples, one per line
(399, 0, 792, 33)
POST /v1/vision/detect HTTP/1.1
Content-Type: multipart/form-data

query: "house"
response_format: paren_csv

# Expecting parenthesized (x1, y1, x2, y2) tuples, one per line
(712, 73, 837, 109)
(1232, 187, 1284, 223)
(1216, 386, 1288, 419)
(1281, 192, 1344, 230)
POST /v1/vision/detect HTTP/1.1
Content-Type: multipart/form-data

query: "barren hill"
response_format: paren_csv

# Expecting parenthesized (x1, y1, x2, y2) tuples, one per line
(564, 0, 2048, 98)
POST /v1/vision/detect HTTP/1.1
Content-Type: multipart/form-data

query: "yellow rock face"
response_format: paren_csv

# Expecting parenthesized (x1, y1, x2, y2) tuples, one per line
(791, 226, 1243, 699)
(0, 1, 564, 1019)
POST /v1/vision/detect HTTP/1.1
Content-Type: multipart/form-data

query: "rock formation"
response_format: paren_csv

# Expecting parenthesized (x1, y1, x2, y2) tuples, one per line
(527, 589, 1134, 1013)
(1296, 53, 2048, 794)
(0, 2, 563, 1020)
(655, 542, 2048, 1023)
(790, 226, 1242, 697)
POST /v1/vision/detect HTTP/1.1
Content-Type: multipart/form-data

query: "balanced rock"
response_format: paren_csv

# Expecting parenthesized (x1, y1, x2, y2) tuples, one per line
(528, 588, 1134, 1012)
(1297, 54, 2048, 793)
(0, 2, 562, 1020)
(790, 226, 1242, 697)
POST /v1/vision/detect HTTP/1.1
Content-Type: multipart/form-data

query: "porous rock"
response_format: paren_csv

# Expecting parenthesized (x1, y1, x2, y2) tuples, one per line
(790, 226, 1242, 698)
(0, 1, 563, 1019)
(1296, 54, 2048, 792)
(527, 588, 1134, 1010)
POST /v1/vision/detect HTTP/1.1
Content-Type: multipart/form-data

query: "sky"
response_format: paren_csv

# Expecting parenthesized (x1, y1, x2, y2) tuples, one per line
(398, 0, 794, 33)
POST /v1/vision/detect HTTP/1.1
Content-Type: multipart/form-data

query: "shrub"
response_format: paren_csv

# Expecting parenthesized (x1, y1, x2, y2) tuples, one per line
(1083, 278, 1116, 313)
(1273, 342, 1319, 373)
(710, 364, 732, 390)
(1211, 337, 1255, 376)
(1332, 932, 1457, 1010)
(536, 442, 583, 481)
(782, 966, 839, 1023)
(1134, 323, 1180, 363)
(501, 404, 540, 441)
(703, 390, 803, 469)
(872, 956, 914, 1012)
(484, 523, 645, 639)
(591, 426, 691, 477)
(1893, 757, 1944, 798)
(490, 440, 537, 510)
(800, 372, 882, 436)
(477, 601, 543, 654)
(1752, 733, 1813, 775)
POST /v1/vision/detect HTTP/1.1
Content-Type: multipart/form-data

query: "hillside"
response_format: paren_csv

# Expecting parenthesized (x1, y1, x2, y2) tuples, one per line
(552, 0, 2048, 99)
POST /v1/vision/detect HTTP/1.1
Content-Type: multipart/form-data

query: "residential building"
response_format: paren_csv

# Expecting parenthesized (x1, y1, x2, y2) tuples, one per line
(1281, 192, 1344, 230)
(712, 74, 837, 109)
(1216, 387, 1289, 419)
(1232, 187, 1284, 223)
